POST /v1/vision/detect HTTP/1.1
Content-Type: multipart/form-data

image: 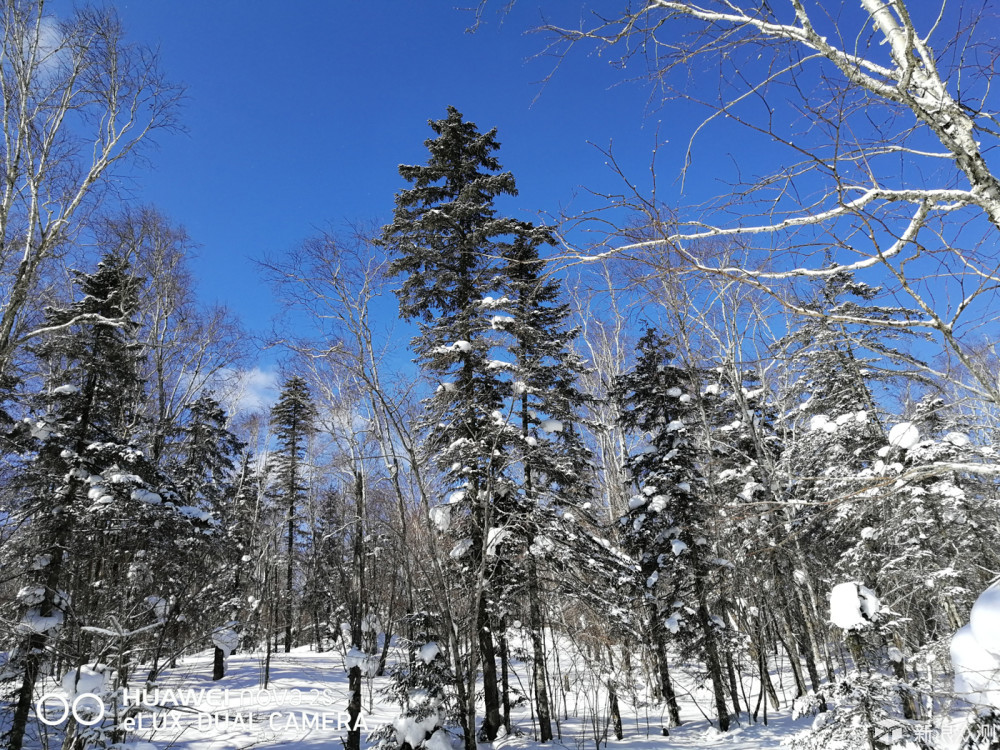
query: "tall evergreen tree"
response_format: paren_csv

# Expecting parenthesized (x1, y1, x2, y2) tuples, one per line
(616, 328, 731, 732)
(3, 255, 219, 750)
(269, 375, 316, 653)
(381, 106, 532, 746)
(4, 254, 146, 750)
(168, 393, 244, 678)
(493, 231, 594, 740)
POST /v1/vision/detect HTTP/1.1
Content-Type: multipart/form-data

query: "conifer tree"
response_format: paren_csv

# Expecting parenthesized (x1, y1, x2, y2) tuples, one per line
(169, 393, 244, 678)
(269, 375, 316, 653)
(494, 231, 594, 740)
(381, 106, 529, 746)
(616, 328, 730, 731)
(4, 254, 216, 750)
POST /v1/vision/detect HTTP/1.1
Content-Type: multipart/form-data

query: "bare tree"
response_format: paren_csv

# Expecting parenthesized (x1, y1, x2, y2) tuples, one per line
(0, 1, 180, 379)
(99, 207, 248, 463)
(541, 0, 1000, 406)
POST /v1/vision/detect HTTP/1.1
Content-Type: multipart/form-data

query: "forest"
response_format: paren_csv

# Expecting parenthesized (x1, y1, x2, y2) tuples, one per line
(2, 1, 1000, 749)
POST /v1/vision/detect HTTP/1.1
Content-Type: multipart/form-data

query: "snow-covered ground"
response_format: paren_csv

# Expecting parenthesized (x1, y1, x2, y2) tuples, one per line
(22, 637, 978, 750)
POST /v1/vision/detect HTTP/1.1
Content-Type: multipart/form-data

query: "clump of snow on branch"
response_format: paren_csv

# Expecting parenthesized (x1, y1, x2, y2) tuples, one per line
(829, 582, 880, 630)
(887, 422, 920, 450)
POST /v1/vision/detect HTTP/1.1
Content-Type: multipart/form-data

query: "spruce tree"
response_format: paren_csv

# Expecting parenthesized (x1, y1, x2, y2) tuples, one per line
(616, 328, 731, 731)
(269, 375, 316, 653)
(381, 106, 529, 746)
(4, 254, 215, 750)
(169, 393, 244, 678)
(494, 231, 594, 740)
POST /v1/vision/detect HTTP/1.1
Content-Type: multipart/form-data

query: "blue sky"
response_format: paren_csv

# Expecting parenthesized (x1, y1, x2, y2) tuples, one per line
(107, 1, 665, 340)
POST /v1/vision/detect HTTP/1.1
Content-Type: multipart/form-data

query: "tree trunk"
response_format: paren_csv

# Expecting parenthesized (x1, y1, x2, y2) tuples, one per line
(499, 622, 511, 734)
(648, 605, 681, 727)
(213, 647, 225, 680)
(528, 559, 553, 742)
(478, 595, 503, 741)
(695, 591, 730, 731)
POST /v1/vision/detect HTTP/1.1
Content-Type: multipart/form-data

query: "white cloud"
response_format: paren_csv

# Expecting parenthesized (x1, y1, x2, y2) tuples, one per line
(216, 366, 280, 416)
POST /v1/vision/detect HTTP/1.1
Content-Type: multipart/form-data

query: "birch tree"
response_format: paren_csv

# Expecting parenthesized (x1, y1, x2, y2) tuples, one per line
(542, 0, 1000, 406)
(0, 1, 180, 381)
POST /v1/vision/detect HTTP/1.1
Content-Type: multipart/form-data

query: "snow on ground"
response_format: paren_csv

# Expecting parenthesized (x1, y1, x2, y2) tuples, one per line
(107, 640, 811, 750)
(22, 633, 965, 750)
(123, 648, 396, 750)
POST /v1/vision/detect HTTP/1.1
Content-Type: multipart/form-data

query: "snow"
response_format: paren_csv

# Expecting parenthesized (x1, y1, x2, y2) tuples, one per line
(425, 728, 453, 750)
(51, 384, 78, 395)
(951, 623, 1000, 707)
(671, 539, 688, 556)
(344, 647, 378, 676)
(945, 431, 971, 447)
(62, 664, 108, 699)
(16, 585, 46, 606)
(829, 582, 880, 630)
(485, 526, 508, 556)
(666, 419, 684, 432)
(808, 414, 837, 433)
(212, 627, 240, 657)
(131, 488, 162, 504)
(432, 340, 472, 355)
(478, 295, 510, 307)
(970, 582, 1000, 656)
(529, 535, 554, 555)
(178, 505, 213, 522)
(20, 607, 64, 634)
(429, 505, 451, 532)
(888, 421, 920, 449)
(395, 713, 442, 749)
(627, 495, 647, 510)
(539, 419, 563, 433)
(146, 596, 169, 621)
(649, 494, 667, 512)
(54, 633, 829, 750)
(449, 538, 473, 559)
(703, 384, 720, 395)
(418, 641, 440, 664)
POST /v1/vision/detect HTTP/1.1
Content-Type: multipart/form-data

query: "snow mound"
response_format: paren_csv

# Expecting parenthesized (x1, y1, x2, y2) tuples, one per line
(63, 664, 108, 699)
(951, 623, 1000, 707)
(425, 728, 453, 750)
(970, 582, 1000, 656)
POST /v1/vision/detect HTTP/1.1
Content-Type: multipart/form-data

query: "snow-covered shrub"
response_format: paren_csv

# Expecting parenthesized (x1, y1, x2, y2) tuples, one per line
(375, 614, 457, 750)
(785, 672, 931, 750)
